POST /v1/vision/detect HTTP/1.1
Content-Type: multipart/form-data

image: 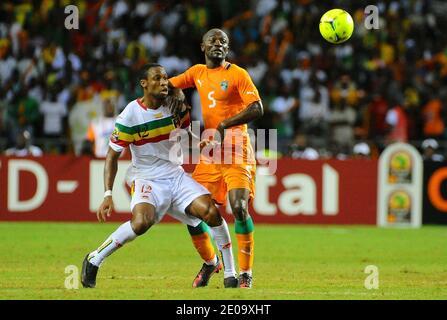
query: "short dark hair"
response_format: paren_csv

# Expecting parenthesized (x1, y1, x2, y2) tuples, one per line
(139, 63, 162, 81)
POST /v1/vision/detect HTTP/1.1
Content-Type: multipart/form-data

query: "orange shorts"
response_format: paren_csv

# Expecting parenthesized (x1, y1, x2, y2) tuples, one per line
(192, 162, 256, 205)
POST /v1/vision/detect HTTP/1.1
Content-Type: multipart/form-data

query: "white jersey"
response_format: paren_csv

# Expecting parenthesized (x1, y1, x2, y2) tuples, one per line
(109, 98, 191, 181)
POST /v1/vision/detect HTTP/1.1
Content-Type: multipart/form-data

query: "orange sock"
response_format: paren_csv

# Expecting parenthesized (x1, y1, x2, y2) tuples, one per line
(236, 232, 254, 273)
(190, 229, 216, 264)
(188, 222, 216, 263)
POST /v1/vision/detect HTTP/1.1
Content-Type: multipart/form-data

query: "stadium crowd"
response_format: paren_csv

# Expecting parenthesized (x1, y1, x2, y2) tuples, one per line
(1, 0, 447, 161)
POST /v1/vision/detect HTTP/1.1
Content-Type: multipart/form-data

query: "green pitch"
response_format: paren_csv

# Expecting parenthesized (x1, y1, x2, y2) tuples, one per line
(0, 222, 446, 300)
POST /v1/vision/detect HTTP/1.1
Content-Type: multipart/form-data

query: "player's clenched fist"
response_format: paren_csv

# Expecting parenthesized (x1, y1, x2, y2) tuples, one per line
(97, 197, 114, 222)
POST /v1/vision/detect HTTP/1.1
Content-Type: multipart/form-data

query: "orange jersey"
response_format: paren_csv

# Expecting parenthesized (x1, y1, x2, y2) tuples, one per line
(171, 63, 260, 203)
(169, 62, 261, 132)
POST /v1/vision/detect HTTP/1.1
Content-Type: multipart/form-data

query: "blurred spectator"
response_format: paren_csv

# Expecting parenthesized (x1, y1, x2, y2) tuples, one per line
(422, 91, 445, 140)
(256, 0, 277, 17)
(8, 86, 40, 143)
(186, 2, 209, 35)
(331, 74, 360, 107)
(270, 83, 298, 140)
(158, 55, 189, 78)
(139, 24, 167, 58)
(403, 84, 422, 141)
(76, 71, 96, 102)
(329, 101, 356, 150)
(85, 98, 116, 158)
(27, 78, 45, 102)
(69, 97, 101, 156)
(298, 74, 330, 148)
(421, 139, 445, 162)
(289, 133, 319, 160)
(0, 42, 16, 86)
(100, 70, 124, 108)
(366, 93, 388, 141)
(4, 130, 42, 157)
(247, 56, 268, 86)
(40, 86, 68, 138)
(385, 99, 408, 144)
(352, 142, 371, 159)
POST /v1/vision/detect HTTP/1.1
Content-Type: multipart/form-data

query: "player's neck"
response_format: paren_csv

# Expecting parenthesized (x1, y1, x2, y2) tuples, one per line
(206, 58, 226, 69)
(141, 94, 163, 110)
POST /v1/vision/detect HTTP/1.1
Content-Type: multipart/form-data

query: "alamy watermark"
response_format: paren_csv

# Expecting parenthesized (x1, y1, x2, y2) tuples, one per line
(64, 5, 79, 30)
(364, 265, 379, 289)
(364, 5, 380, 30)
(64, 265, 79, 289)
(167, 121, 278, 174)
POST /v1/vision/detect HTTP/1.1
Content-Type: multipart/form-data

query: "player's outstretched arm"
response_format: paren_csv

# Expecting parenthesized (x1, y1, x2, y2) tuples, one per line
(97, 147, 121, 222)
(215, 100, 264, 141)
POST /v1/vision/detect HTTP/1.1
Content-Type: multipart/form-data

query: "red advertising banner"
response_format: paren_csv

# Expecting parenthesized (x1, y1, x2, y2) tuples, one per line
(250, 159, 377, 224)
(0, 156, 377, 224)
(0, 156, 91, 221)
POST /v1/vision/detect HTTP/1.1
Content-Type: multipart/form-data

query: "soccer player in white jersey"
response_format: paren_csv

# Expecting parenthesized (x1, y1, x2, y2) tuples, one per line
(81, 63, 236, 288)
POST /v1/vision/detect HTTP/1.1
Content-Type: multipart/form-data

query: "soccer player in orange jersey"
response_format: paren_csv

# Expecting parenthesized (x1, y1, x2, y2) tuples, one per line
(169, 28, 263, 288)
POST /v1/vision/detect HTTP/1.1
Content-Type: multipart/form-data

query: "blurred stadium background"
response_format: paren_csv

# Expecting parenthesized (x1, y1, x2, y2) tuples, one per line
(1, 0, 447, 300)
(2, 0, 447, 157)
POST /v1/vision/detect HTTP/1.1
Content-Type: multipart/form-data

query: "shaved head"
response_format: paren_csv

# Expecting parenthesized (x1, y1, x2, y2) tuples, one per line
(201, 28, 230, 67)
(202, 28, 229, 43)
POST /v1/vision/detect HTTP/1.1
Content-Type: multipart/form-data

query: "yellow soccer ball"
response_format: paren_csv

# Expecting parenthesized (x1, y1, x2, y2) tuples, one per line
(319, 9, 354, 44)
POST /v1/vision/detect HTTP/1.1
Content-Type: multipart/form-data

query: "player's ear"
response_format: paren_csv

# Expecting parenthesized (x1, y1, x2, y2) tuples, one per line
(200, 42, 205, 52)
(140, 79, 147, 89)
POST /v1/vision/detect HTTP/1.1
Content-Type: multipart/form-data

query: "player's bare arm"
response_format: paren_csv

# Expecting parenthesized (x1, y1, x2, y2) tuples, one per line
(97, 147, 121, 222)
(214, 100, 264, 142)
(167, 81, 186, 115)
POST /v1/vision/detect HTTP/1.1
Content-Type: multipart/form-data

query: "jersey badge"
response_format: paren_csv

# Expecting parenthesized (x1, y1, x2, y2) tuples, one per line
(220, 80, 229, 91)
(111, 128, 120, 142)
